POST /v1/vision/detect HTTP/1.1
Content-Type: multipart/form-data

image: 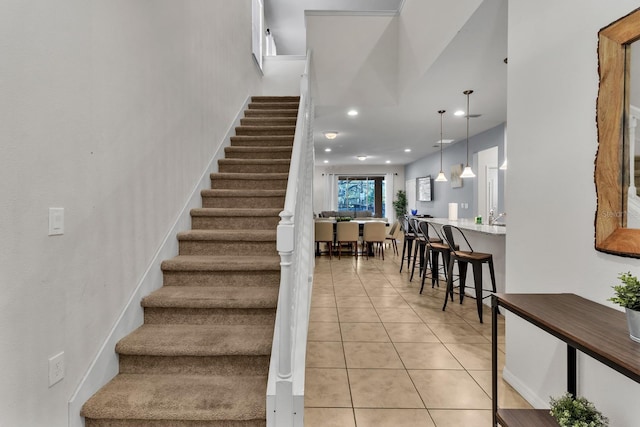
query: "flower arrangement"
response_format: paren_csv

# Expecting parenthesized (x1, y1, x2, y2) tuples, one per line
(609, 272, 640, 310)
(549, 393, 608, 427)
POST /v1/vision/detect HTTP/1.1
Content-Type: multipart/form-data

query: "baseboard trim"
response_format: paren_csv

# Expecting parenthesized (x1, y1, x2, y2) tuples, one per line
(67, 96, 251, 427)
(502, 366, 549, 409)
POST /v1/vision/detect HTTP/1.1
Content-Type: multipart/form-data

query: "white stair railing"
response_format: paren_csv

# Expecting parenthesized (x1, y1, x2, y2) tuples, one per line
(266, 50, 314, 427)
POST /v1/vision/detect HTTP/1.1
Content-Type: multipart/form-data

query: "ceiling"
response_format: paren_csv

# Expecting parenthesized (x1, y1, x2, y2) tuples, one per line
(264, 0, 508, 167)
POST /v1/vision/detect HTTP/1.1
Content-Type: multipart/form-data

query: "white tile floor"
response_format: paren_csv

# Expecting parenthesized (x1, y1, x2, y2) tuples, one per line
(305, 248, 531, 426)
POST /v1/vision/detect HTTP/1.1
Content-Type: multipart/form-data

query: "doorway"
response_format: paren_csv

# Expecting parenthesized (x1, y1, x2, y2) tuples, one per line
(477, 146, 499, 220)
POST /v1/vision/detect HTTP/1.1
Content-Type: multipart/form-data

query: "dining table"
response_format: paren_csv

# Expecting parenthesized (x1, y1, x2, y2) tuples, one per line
(315, 218, 389, 256)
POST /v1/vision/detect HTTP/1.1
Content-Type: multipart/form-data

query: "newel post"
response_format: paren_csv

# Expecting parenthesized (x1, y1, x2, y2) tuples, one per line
(276, 210, 295, 379)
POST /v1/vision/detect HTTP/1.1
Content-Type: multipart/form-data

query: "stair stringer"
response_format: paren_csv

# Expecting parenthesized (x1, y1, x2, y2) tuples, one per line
(67, 96, 251, 427)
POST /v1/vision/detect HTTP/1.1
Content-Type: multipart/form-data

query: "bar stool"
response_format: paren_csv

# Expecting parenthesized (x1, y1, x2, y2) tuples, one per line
(419, 221, 453, 293)
(399, 215, 415, 272)
(314, 221, 334, 258)
(441, 224, 496, 323)
(409, 218, 432, 281)
(336, 221, 359, 260)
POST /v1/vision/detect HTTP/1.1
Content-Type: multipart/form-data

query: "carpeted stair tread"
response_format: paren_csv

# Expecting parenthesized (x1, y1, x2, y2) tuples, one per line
(81, 373, 266, 422)
(210, 172, 288, 180)
(217, 159, 290, 165)
(239, 118, 296, 126)
(243, 109, 298, 117)
(142, 286, 278, 309)
(224, 146, 293, 152)
(161, 255, 280, 272)
(177, 230, 275, 241)
(251, 96, 299, 103)
(234, 126, 295, 136)
(223, 147, 293, 160)
(116, 324, 273, 356)
(247, 102, 299, 110)
(190, 208, 281, 218)
(230, 135, 294, 145)
(201, 189, 285, 197)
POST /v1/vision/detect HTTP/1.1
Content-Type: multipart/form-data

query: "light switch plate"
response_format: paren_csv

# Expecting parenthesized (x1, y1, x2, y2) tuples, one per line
(48, 352, 65, 387)
(48, 208, 64, 236)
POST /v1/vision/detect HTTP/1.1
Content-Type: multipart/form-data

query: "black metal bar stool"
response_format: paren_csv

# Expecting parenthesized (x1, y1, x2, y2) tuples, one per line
(419, 221, 453, 293)
(410, 218, 442, 282)
(399, 215, 415, 273)
(409, 217, 427, 281)
(441, 224, 496, 323)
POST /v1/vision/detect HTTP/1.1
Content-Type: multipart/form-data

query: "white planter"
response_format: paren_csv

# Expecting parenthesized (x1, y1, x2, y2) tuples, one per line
(625, 308, 640, 343)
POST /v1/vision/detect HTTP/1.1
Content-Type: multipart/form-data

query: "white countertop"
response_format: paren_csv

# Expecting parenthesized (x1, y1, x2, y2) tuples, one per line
(419, 217, 506, 236)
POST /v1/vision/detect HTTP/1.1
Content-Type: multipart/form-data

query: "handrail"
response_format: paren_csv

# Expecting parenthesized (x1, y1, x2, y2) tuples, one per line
(266, 50, 314, 427)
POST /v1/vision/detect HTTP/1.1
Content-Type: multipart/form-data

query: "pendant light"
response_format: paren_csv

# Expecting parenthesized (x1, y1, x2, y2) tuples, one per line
(460, 89, 476, 178)
(435, 110, 447, 182)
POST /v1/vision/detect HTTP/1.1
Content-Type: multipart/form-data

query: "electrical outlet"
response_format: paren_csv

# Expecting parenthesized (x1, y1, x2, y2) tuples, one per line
(48, 352, 65, 387)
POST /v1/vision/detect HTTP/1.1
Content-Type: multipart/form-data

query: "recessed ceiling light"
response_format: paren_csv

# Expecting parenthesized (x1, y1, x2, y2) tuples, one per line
(323, 131, 338, 140)
(347, 110, 358, 116)
(454, 110, 465, 116)
(357, 155, 367, 161)
(324, 148, 332, 152)
(385, 160, 391, 164)
(436, 139, 454, 144)
(323, 160, 329, 163)
(404, 148, 411, 152)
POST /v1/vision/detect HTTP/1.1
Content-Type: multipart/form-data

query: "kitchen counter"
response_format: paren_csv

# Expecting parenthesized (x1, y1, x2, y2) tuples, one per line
(422, 217, 506, 235)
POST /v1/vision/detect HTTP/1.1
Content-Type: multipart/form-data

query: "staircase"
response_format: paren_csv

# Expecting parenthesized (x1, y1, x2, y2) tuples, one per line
(81, 96, 299, 427)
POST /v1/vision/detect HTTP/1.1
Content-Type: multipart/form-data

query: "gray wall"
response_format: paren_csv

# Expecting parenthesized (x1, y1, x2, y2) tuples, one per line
(404, 122, 506, 218)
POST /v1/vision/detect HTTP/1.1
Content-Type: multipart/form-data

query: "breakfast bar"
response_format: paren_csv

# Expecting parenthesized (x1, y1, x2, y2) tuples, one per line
(421, 218, 506, 300)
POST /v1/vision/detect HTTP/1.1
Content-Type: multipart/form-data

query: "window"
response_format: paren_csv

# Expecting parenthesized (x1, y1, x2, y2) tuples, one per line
(337, 176, 385, 217)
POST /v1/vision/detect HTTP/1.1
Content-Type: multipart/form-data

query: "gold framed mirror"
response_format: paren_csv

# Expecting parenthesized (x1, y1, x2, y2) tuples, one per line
(595, 8, 640, 257)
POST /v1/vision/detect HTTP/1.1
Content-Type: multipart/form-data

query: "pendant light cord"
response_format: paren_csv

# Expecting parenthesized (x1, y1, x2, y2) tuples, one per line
(439, 110, 445, 171)
(465, 90, 472, 167)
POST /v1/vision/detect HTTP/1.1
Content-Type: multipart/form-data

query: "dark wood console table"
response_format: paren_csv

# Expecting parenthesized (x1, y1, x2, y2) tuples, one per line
(491, 293, 640, 426)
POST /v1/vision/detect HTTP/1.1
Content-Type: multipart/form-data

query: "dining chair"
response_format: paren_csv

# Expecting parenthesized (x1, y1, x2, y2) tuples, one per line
(362, 222, 387, 260)
(441, 224, 496, 323)
(336, 221, 359, 260)
(385, 220, 401, 255)
(314, 221, 334, 259)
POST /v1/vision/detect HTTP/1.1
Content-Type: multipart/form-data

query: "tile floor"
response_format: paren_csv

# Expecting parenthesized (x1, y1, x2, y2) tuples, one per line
(304, 249, 531, 427)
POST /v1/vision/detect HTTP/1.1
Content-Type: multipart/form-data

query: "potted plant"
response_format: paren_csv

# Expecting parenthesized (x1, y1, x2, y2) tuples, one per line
(549, 393, 608, 427)
(609, 271, 640, 343)
(393, 190, 407, 220)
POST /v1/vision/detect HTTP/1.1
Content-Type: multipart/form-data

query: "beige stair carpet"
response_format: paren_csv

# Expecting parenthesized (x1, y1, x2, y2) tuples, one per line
(82, 96, 298, 427)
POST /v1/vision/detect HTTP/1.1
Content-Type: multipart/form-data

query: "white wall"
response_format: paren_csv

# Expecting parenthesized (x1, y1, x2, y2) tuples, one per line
(0, 1, 261, 426)
(506, 1, 640, 425)
(262, 56, 306, 96)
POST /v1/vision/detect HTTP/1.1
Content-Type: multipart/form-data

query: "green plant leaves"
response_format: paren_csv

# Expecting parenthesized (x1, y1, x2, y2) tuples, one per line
(549, 393, 608, 427)
(609, 272, 640, 310)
